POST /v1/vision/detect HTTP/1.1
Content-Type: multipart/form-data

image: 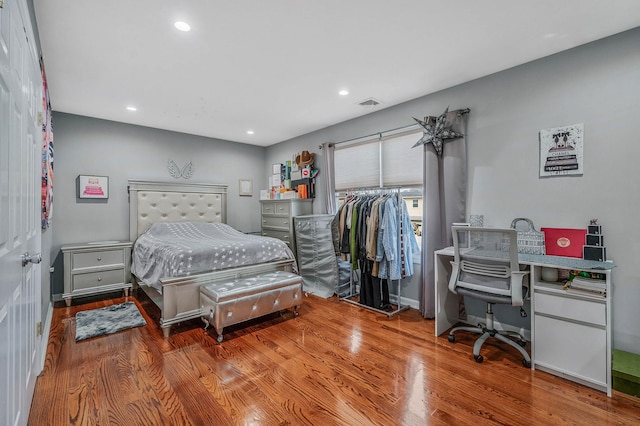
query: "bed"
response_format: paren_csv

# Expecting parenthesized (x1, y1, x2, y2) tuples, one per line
(128, 180, 296, 337)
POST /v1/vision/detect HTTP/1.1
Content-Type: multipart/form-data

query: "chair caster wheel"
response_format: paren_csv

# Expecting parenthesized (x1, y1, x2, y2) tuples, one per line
(474, 354, 484, 363)
(448, 335, 456, 343)
(522, 359, 531, 368)
(518, 340, 527, 347)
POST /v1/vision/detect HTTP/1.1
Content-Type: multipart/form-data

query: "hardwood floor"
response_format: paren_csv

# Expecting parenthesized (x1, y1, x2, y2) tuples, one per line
(29, 292, 640, 425)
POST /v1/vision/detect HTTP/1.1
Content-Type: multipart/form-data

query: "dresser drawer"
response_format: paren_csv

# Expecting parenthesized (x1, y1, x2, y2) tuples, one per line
(262, 229, 291, 244)
(534, 314, 607, 385)
(261, 202, 290, 216)
(262, 215, 291, 229)
(535, 291, 606, 326)
(72, 269, 125, 291)
(72, 249, 124, 269)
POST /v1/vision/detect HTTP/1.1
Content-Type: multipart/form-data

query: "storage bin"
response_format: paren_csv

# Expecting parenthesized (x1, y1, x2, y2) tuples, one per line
(294, 215, 338, 298)
(612, 349, 640, 397)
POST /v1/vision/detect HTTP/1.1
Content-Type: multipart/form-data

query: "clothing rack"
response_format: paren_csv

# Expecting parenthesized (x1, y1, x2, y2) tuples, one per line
(338, 186, 411, 318)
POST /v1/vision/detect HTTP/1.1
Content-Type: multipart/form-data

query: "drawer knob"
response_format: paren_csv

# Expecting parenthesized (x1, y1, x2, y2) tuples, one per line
(97, 277, 102, 281)
(97, 257, 102, 261)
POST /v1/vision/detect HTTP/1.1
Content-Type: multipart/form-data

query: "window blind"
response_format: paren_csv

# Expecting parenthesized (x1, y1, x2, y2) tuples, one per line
(381, 129, 423, 187)
(334, 128, 423, 191)
(334, 137, 381, 191)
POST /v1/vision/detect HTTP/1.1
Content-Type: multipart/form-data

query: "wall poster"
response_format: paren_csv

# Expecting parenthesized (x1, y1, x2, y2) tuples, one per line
(77, 175, 109, 199)
(539, 123, 584, 177)
(41, 55, 54, 229)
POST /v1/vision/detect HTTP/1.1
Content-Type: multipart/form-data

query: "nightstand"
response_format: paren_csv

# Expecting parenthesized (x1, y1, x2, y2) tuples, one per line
(61, 240, 133, 306)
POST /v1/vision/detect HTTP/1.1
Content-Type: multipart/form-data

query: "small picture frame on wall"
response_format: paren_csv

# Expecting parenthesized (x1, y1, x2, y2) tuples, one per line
(239, 179, 253, 196)
(539, 123, 584, 177)
(77, 175, 109, 199)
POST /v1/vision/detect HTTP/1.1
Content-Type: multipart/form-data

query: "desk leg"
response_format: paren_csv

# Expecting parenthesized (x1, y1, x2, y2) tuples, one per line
(434, 252, 458, 336)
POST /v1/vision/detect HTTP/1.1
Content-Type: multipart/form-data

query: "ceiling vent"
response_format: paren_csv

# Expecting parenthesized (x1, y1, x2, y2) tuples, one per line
(357, 97, 382, 108)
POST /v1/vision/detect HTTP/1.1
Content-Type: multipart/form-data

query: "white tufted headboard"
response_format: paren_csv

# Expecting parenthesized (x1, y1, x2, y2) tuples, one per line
(128, 180, 228, 240)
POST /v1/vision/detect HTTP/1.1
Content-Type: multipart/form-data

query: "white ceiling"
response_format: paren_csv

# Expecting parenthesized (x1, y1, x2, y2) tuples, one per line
(33, 1, 640, 147)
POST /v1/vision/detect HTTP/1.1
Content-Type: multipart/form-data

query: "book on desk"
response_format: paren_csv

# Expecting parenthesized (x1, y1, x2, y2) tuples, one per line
(564, 275, 607, 298)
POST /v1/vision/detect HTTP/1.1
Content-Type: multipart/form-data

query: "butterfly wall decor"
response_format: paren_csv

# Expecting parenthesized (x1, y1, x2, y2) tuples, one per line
(168, 160, 194, 179)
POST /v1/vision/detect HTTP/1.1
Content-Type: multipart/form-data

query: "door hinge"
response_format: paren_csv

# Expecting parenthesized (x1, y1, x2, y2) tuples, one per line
(36, 321, 42, 336)
(0, 1, 4, 9)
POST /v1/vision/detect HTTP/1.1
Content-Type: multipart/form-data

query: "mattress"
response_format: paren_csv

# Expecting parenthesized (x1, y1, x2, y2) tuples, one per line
(131, 222, 296, 290)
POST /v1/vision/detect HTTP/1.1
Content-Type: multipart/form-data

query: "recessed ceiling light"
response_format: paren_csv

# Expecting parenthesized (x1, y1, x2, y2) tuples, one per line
(339, 89, 349, 96)
(126, 106, 137, 111)
(246, 130, 254, 135)
(174, 21, 191, 32)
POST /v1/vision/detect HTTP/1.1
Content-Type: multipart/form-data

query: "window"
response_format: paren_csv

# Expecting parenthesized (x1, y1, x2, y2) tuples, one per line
(334, 128, 423, 191)
(333, 127, 424, 245)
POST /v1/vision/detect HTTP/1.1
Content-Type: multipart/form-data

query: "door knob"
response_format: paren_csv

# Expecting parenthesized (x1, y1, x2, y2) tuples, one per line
(21, 252, 42, 267)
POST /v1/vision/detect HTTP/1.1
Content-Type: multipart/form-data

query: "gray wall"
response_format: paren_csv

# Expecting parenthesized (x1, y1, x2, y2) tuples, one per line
(50, 113, 266, 293)
(266, 28, 640, 353)
(47, 27, 640, 353)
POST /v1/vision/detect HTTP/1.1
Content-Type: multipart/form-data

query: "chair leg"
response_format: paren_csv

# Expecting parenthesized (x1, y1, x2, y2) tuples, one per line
(501, 329, 526, 342)
(449, 301, 531, 367)
(494, 332, 531, 367)
(448, 325, 483, 343)
(472, 331, 492, 363)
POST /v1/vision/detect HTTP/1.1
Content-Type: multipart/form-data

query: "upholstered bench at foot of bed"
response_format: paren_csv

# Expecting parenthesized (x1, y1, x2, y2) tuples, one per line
(199, 270, 303, 343)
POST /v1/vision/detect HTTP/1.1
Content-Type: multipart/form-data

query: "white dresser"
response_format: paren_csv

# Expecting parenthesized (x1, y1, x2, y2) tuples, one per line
(62, 241, 133, 306)
(531, 264, 612, 395)
(260, 199, 313, 259)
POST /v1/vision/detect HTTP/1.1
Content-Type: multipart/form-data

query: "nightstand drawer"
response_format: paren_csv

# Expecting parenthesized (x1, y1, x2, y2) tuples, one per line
(72, 249, 124, 269)
(72, 269, 125, 291)
(262, 216, 291, 229)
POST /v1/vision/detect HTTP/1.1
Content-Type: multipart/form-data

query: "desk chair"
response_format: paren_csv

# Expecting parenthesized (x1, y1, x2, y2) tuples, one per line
(447, 226, 531, 367)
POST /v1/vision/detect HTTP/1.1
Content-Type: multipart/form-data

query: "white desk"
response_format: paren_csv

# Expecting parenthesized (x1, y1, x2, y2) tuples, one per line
(434, 246, 614, 396)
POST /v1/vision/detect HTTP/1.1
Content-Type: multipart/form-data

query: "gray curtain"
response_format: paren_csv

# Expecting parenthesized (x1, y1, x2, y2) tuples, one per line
(320, 142, 336, 215)
(420, 109, 469, 318)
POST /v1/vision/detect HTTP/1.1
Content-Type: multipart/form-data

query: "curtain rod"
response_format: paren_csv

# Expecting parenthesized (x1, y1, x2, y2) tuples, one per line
(319, 107, 470, 149)
(320, 123, 416, 150)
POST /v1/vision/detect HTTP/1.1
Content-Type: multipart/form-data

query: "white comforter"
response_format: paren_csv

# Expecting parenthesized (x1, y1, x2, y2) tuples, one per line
(131, 222, 296, 290)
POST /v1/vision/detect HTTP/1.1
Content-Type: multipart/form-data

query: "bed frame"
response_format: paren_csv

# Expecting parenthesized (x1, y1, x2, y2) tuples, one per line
(128, 179, 295, 337)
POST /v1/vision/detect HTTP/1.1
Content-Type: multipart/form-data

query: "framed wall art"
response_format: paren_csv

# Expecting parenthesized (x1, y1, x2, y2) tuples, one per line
(539, 123, 584, 177)
(239, 179, 253, 196)
(77, 175, 109, 199)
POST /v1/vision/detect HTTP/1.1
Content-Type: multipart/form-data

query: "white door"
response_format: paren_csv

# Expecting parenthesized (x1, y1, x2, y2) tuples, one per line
(0, 0, 43, 425)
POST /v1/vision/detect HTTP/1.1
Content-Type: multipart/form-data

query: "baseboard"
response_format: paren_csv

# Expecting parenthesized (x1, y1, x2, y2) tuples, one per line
(346, 284, 420, 310)
(38, 301, 53, 373)
(389, 294, 419, 310)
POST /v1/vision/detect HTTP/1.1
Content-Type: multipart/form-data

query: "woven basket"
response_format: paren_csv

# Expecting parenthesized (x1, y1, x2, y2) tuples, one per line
(510, 218, 545, 255)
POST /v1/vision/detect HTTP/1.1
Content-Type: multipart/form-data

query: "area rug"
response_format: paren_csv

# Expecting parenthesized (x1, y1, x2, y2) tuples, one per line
(75, 301, 147, 342)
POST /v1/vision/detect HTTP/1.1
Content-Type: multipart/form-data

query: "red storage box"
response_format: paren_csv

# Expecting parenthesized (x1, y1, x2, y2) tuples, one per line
(541, 228, 587, 258)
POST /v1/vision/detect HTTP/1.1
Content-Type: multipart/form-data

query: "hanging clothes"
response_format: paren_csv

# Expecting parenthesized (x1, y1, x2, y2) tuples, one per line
(335, 191, 420, 310)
